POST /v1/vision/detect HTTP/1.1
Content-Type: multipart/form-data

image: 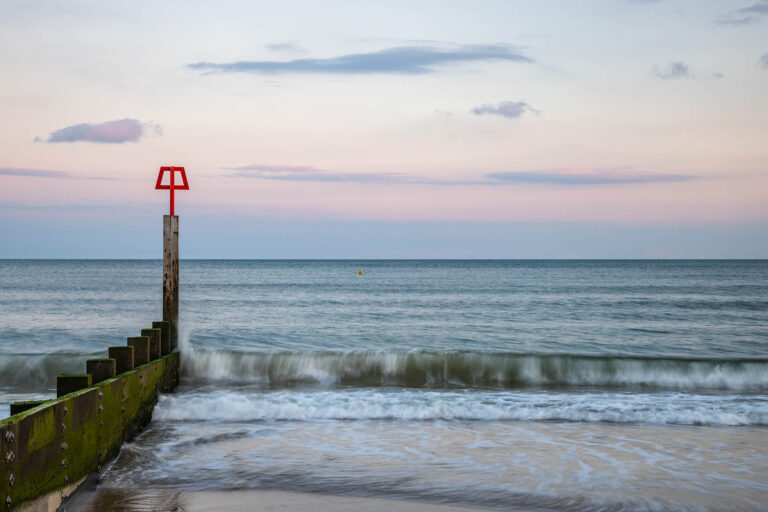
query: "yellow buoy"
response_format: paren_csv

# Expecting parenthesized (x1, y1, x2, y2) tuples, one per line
(359, 269, 364, 275)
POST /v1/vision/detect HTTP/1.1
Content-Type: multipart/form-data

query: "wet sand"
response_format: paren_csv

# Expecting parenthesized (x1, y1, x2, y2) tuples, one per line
(63, 487, 494, 512)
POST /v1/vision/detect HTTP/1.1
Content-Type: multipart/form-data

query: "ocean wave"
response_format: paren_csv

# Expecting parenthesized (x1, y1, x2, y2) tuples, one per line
(181, 349, 768, 391)
(0, 351, 103, 389)
(154, 388, 768, 425)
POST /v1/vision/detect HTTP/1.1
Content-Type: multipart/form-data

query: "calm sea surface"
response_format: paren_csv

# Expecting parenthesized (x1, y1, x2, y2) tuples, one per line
(1, 260, 767, 510)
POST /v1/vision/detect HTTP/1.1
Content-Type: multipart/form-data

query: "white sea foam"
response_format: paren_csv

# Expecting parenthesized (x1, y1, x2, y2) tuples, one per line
(153, 388, 768, 425)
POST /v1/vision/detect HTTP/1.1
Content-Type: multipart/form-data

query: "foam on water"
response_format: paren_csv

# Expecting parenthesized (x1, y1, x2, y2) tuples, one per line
(153, 388, 768, 425)
(100, 419, 768, 511)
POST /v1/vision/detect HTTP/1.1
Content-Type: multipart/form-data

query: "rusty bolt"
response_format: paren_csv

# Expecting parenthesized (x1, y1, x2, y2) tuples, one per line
(60, 442, 68, 452)
(98, 404, 104, 414)
(61, 422, 66, 433)
(121, 406, 125, 413)
(61, 458, 67, 469)
(99, 420, 104, 428)
(98, 450, 103, 458)
(98, 392, 103, 399)
(63, 406, 68, 414)
(6, 495, 11, 507)
(3, 431, 13, 443)
(4, 451, 14, 464)
(8, 474, 13, 487)
(97, 464, 102, 473)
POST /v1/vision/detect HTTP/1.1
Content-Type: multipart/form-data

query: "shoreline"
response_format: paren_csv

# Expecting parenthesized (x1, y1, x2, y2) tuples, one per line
(64, 487, 499, 512)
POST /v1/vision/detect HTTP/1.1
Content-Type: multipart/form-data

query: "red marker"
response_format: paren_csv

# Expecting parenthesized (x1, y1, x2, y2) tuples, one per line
(155, 166, 189, 216)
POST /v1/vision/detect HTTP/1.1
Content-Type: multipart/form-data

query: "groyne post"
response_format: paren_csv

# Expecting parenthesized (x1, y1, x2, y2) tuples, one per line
(163, 215, 179, 351)
(108, 346, 134, 374)
(152, 321, 171, 356)
(127, 337, 150, 366)
(141, 328, 162, 361)
(86, 359, 116, 384)
(57, 375, 92, 398)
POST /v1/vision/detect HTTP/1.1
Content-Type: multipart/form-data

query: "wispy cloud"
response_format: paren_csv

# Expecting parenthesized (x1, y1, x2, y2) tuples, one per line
(0, 167, 69, 178)
(189, 44, 531, 75)
(471, 101, 539, 119)
(225, 165, 695, 186)
(651, 61, 692, 80)
(223, 164, 421, 184)
(37, 119, 161, 143)
(760, 53, 768, 69)
(266, 43, 306, 53)
(486, 168, 695, 185)
(0, 167, 116, 180)
(716, 1, 768, 26)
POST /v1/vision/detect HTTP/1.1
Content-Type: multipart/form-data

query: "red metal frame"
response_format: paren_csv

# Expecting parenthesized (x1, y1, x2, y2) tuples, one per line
(155, 166, 189, 216)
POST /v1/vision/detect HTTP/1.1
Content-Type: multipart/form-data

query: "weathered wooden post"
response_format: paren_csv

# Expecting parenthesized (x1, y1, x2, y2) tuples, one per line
(140, 328, 162, 360)
(108, 346, 134, 374)
(163, 215, 179, 350)
(153, 321, 172, 355)
(127, 336, 150, 365)
(86, 358, 116, 384)
(155, 166, 188, 351)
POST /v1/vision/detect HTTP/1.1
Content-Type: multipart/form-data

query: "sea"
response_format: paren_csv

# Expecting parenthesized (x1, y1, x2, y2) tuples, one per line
(0, 259, 767, 511)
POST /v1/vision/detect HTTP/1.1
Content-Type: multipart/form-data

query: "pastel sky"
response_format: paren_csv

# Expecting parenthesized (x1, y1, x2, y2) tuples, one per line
(1, 0, 767, 258)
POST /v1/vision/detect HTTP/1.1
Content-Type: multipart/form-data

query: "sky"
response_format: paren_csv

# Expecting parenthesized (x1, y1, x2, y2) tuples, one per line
(1, 0, 767, 258)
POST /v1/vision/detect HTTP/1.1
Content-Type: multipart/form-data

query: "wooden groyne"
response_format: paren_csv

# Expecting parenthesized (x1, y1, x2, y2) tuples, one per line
(0, 326, 179, 511)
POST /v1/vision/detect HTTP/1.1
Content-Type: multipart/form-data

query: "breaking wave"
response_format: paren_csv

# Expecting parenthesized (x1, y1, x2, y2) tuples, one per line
(0, 351, 103, 390)
(181, 349, 768, 391)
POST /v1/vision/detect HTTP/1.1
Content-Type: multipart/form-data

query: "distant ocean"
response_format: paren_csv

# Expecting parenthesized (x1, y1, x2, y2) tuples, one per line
(1, 260, 767, 510)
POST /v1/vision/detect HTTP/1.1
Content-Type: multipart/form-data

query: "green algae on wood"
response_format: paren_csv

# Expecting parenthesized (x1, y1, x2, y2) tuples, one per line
(0, 352, 180, 510)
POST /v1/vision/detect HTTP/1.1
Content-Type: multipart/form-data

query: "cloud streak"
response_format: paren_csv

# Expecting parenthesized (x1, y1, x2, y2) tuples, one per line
(651, 61, 692, 80)
(224, 165, 422, 184)
(266, 43, 306, 53)
(225, 165, 695, 186)
(38, 119, 160, 143)
(471, 101, 539, 119)
(0, 167, 69, 178)
(486, 169, 696, 185)
(0, 167, 116, 180)
(716, 1, 768, 26)
(189, 44, 530, 75)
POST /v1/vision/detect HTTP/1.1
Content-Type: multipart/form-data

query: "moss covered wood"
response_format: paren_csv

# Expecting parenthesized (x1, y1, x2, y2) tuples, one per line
(0, 352, 179, 510)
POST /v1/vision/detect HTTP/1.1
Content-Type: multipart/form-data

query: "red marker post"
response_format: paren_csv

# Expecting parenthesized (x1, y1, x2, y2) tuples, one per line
(155, 166, 188, 351)
(155, 166, 189, 216)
